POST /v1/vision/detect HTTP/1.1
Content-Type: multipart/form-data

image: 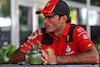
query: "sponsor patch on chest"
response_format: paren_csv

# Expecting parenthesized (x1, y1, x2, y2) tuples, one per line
(65, 45, 74, 55)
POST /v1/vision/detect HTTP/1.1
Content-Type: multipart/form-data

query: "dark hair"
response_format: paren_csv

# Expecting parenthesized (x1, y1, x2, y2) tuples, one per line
(59, 15, 71, 23)
(66, 17, 71, 23)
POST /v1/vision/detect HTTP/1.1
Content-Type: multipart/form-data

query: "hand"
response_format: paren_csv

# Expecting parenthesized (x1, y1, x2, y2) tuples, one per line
(39, 49, 48, 64)
(39, 49, 57, 65)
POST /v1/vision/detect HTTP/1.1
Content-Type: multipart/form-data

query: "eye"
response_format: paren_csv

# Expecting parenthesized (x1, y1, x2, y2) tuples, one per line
(45, 16, 53, 19)
(48, 16, 53, 18)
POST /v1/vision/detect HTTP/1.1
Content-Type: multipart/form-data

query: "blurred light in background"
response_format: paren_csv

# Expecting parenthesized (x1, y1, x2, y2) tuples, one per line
(0, 17, 11, 27)
(89, 10, 99, 26)
(81, 8, 87, 25)
(79, 8, 99, 26)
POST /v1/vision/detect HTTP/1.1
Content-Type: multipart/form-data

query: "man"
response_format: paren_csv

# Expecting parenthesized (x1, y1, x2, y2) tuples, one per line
(10, 0, 99, 64)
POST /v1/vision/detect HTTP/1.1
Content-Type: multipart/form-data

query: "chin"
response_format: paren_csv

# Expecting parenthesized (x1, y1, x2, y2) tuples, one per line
(46, 29, 52, 33)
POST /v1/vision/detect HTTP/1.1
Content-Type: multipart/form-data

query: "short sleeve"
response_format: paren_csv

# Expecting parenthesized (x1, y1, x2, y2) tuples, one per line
(20, 28, 43, 53)
(73, 26, 95, 52)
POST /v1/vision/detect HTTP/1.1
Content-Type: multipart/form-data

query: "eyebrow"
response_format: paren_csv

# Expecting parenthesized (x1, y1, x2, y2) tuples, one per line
(43, 13, 57, 17)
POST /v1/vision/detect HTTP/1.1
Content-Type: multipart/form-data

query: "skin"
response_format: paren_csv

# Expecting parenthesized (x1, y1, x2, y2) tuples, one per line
(10, 47, 26, 64)
(10, 15, 99, 64)
(43, 15, 67, 38)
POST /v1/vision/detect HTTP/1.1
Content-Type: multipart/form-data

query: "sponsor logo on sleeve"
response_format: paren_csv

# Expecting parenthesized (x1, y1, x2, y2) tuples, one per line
(78, 31, 86, 37)
(82, 34, 89, 39)
(24, 43, 28, 47)
(77, 27, 88, 38)
(77, 27, 84, 32)
(28, 28, 42, 40)
(88, 44, 92, 47)
(21, 44, 23, 47)
(27, 39, 31, 43)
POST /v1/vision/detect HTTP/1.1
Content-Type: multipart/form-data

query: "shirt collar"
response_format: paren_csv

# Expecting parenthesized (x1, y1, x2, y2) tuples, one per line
(49, 32, 53, 38)
(62, 23, 71, 37)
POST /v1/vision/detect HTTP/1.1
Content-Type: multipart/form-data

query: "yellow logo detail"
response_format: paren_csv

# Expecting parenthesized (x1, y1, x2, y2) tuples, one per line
(67, 35, 69, 42)
(46, 2, 50, 7)
(49, 5, 56, 12)
(48, 48, 54, 54)
(88, 44, 92, 47)
(21, 45, 23, 47)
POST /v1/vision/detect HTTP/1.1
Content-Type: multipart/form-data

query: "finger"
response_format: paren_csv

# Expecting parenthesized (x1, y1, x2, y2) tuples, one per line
(41, 52, 48, 60)
(40, 49, 49, 56)
(41, 60, 46, 65)
(40, 50, 48, 60)
(39, 49, 44, 53)
(41, 56, 47, 65)
(45, 49, 51, 55)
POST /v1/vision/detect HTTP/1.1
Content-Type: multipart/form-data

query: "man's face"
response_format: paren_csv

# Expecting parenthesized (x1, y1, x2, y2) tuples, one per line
(43, 15, 62, 33)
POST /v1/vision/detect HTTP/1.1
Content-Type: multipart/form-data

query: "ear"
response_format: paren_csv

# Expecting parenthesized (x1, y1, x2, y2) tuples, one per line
(61, 15, 67, 23)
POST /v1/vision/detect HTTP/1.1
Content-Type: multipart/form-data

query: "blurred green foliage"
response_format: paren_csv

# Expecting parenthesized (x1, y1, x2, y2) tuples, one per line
(95, 44, 100, 50)
(95, 44, 100, 64)
(1, 0, 10, 17)
(70, 7, 77, 25)
(0, 44, 16, 64)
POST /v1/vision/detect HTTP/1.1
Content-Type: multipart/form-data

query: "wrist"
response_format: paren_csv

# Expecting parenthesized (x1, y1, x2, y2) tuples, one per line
(56, 56, 62, 64)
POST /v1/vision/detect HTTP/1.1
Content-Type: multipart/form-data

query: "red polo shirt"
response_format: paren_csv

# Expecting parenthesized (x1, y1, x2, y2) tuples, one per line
(21, 23, 95, 56)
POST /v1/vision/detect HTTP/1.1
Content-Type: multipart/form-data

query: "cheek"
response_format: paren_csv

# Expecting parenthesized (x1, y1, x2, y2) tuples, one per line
(51, 22, 58, 28)
(51, 23, 60, 31)
(50, 18, 60, 28)
(50, 19, 59, 25)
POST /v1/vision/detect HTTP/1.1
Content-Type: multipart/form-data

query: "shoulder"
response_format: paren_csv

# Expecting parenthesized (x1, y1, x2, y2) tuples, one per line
(73, 26, 92, 47)
(72, 25, 90, 43)
(28, 27, 44, 39)
(73, 26, 87, 38)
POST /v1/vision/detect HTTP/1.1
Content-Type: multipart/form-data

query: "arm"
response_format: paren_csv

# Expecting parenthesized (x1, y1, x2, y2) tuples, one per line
(10, 28, 43, 64)
(40, 46, 99, 64)
(10, 47, 27, 64)
(61, 46, 99, 64)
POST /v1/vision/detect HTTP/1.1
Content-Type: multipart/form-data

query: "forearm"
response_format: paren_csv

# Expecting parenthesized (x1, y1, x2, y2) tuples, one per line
(10, 51, 26, 64)
(62, 53, 95, 64)
(61, 47, 99, 64)
(10, 48, 27, 64)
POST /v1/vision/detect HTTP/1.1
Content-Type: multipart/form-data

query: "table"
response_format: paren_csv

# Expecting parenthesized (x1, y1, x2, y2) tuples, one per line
(0, 64, 99, 67)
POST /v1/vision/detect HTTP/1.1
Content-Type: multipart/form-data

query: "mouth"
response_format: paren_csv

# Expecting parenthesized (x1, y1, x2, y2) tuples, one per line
(45, 25, 50, 29)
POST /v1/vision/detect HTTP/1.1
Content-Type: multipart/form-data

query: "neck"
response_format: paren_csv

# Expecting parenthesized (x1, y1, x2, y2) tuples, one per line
(53, 23, 67, 39)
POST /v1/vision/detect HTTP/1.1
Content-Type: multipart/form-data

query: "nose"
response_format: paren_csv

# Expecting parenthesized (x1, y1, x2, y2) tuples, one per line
(43, 17, 48, 24)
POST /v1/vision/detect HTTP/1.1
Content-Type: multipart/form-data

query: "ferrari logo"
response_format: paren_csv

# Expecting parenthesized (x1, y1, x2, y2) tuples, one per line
(46, 2, 50, 7)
